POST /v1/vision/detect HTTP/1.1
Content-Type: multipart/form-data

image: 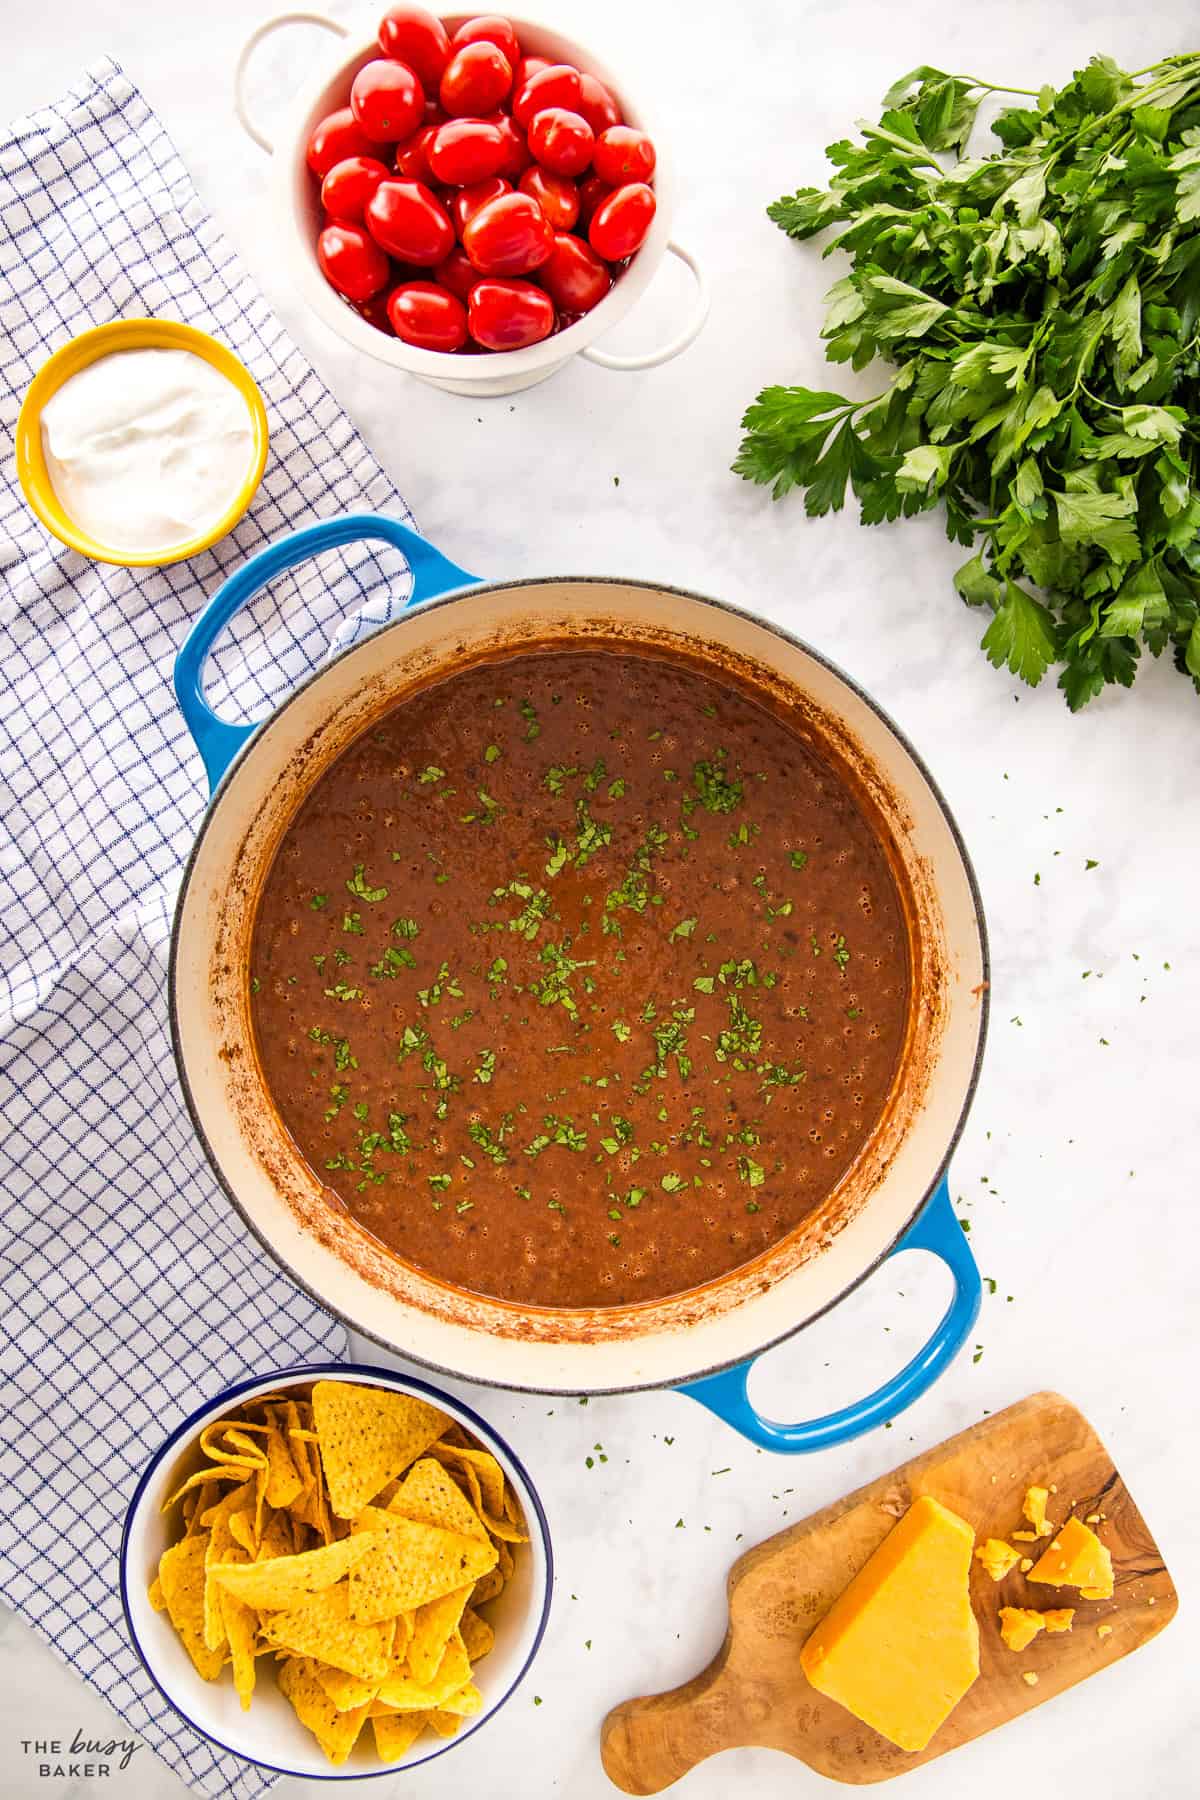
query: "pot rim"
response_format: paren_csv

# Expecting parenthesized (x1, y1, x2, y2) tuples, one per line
(270, 12, 677, 380)
(169, 574, 989, 1394)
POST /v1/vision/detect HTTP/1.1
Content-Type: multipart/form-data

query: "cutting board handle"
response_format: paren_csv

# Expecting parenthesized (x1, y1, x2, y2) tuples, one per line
(601, 1665, 735, 1795)
(678, 1173, 981, 1451)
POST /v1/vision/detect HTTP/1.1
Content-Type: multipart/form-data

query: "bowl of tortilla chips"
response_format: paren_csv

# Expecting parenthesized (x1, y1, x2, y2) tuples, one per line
(120, 1364, 551, 1775)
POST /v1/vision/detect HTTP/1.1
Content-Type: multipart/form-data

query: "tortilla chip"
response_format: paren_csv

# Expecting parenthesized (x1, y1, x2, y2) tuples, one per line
(256, 1506, 293, 1559)
(428, 1443, 506, 1519)
(481, 1508, 527, 1544)
(162, 1465, 246, 1511)
(378, 1630, 471, 1711)
(392, 1609, 414, 1662)
(203, 1479, 255, 1650)
(228, 1508, 258, 1558)
(459, 1606, 495, 1661)
(200, 1420, 268, 1469)
(277, 1656, 372, 1765)
(349, 1510, 496, 1622)
(220, 1583, 259, 1711)
(313, 1664, 381, 1712)
(312, 1381, 450, 1518)
(260, 1583, 393, 1682)
(497, 1539, 514, 1583)
(157, 1536, 225, 1681)
(408, 1583, 472, 1686)
(210, 1534, 376, 1610)
(471, 1567, 504, 1606)
(438, 1681, 482, 1718)
(264, 1420, 305, 1511)
(427, 1710, 461, 1738)
(372, 1710, 429, 1762)
(390, 1458, 490, 1542)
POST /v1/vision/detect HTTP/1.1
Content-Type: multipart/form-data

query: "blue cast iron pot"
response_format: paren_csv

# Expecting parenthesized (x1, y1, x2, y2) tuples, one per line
(169, 515, 988, 1454)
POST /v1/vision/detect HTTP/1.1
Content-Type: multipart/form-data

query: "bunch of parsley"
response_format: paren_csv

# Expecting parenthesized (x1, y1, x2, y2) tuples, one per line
(735, 55, 1200, 708)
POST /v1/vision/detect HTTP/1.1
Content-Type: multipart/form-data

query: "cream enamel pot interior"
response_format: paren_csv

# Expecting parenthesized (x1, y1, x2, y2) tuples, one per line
(170, 515, 988, 1451)
(233, 11, 708, 396)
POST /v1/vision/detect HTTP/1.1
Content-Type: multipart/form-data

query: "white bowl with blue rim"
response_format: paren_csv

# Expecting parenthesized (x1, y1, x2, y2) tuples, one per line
(120, 1363, 551, 1778)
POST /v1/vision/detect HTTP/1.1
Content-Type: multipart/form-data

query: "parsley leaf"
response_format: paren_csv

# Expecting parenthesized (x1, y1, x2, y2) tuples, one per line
(737, 55, 1200, 708)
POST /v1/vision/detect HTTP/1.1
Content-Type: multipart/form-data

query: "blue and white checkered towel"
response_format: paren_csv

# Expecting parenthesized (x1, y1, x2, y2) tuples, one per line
(0, 58, 419, 1799)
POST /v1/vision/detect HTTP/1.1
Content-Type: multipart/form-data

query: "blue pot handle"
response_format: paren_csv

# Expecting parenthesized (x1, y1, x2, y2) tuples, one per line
(678, 1173, 980, 1453)
(174, 513, 478, 793)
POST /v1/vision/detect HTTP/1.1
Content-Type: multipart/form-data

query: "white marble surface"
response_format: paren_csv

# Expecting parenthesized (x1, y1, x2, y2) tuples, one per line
(4, 0, 1200, 1795)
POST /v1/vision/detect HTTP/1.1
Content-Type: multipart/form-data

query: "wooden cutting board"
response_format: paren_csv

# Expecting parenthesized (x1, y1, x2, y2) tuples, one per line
(601, 1393, 1176, 1790)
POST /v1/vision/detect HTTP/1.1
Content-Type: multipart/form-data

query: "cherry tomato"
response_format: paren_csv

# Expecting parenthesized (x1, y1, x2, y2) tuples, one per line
(577, 71, 622, 135)
(356, 288, 397, 333)
(593, 126, 656, 186)
(577, 173, 612, 225)
(434, 245, 479, 300)
(588, 181, 655, 260)
(350, 59, 425, 143)
(486, 111, 531, 178)
(377, 5, 451, 88)
(527, 107, 594, 177)
(462, 190, 554, 274)
(427, 117, 507, 185)
(468, 278, 555, 349)
(394, 121, 440, 178)
(540, 231, 611, 313)
(320, 155, 392, 223)
(365, 178, 455, 264)
(451, 175, 511, 234)
(513, 53, 551, 89)
(318, 222, 390, 300)
(513, 63, 582, 130)
(518, 165, 580, 230)
(306, 107, 374, 178)
(439, 41, 512, 117)
(387, 280, 468, 350)
(450, 13, 521, 69)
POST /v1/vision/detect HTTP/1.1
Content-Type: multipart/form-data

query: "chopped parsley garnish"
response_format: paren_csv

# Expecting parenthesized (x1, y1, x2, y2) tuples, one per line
(324, 980, 363, 1003)
(346, 864, 388, 903)
(691, 752, 743, 814)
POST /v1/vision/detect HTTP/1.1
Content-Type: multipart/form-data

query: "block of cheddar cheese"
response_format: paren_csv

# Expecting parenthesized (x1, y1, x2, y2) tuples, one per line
(800, 1495, 980, 1752)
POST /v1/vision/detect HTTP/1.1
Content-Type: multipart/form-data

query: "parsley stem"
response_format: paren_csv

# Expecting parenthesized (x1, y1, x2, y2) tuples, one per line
(949, 75, 1042, 98)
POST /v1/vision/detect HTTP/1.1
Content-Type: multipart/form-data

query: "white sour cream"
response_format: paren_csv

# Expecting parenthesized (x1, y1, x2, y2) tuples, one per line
(40, 347, 258, 556)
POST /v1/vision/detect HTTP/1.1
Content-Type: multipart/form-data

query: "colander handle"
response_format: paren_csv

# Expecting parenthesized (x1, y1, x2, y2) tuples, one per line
(174, 514, 477, 792)
(677, 1173, 981, 1453)
(234, 10, 350, 155)
(580, 243, 709, 372)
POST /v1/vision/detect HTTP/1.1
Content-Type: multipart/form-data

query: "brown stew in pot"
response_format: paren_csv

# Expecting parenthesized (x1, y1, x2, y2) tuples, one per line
(250, 648, 910, 1309)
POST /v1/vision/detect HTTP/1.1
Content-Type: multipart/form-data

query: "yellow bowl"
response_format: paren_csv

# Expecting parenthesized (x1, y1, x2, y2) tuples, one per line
(15, 318, 269, 568)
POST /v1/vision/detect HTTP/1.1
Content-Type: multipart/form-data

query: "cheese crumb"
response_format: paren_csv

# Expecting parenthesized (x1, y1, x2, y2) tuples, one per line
(1043, 1608, 1075, 1633)
(1020, 1558, 1034, 1573)
(1097, 1624, 1113, 1639)
(1085, 1512, 1101, 1523)
(974, 1538, 1021, 1581)
(999, 1607, 1046, 1652)
(1022, 1485, 1054, 1537)
(1022, 1671, 1039, 1686)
